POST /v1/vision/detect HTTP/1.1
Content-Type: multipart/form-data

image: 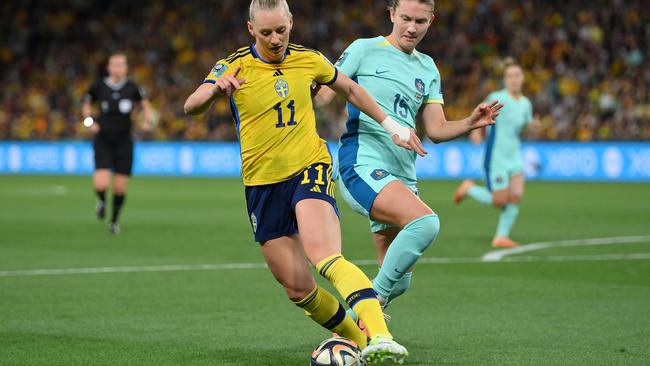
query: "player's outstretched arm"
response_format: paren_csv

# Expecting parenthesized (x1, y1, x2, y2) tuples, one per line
(423, 101, 503, 143)
(184, 67, 245, 116)
(329, 72, 427, 156)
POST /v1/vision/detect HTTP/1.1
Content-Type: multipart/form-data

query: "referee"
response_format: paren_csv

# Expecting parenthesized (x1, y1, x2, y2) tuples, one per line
(82, 52, 153, 234)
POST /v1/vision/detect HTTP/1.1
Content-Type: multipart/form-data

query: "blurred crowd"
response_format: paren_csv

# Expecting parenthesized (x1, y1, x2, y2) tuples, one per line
(1, 0, 648, 141)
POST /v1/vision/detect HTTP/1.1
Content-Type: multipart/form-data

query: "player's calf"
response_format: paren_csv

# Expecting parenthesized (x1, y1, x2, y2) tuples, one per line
(373, 214, 439, 301)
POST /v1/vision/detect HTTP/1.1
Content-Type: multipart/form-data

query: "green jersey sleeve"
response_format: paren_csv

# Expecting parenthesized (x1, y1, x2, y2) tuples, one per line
(335, 40, 366, 78)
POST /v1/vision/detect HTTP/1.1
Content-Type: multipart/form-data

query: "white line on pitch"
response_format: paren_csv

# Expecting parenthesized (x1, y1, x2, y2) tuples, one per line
(481, 235, 650, 262)
(1, 253, 650, 278)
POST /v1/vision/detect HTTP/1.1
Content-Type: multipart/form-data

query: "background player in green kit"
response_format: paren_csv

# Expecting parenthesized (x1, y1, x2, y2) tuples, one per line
(454, 60, 538, 248)
(314, 0, 503, 312)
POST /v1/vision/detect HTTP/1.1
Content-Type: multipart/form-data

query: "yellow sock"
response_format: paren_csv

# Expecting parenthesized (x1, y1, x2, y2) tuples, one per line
(316, 254, 391, 339)
(294, 286, 368, 349)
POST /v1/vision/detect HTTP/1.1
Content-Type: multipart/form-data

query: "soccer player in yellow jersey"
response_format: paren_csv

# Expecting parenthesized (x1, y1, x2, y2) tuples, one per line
(184, 0, 426, 363)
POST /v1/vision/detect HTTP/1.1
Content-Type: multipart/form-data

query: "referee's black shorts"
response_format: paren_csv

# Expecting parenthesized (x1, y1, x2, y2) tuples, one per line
(93, 136, 134, 176)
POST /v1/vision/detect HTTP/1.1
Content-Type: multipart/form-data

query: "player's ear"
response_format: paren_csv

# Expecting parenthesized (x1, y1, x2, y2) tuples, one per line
(288, 14, 293, 31)
(247, 21, 255, 37)
(389, 7, 396, 23)
(429, 14, 435, 25)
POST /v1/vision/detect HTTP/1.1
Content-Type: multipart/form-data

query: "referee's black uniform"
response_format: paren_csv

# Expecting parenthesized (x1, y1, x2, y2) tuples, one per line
(85, 78, 145, 175)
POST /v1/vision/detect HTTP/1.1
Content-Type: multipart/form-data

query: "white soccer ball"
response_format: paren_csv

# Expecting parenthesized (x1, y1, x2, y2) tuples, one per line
(310, 336, 366, 366)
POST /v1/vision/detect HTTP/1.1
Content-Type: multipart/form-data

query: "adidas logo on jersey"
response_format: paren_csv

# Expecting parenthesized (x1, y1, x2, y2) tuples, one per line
(310, 185, 322, 193)
(273, 69, 284, 77)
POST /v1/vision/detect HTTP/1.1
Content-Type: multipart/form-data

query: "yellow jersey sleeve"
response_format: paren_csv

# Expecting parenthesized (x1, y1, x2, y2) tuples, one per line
(204, 48, 247, 84)
(311, 51, 338, 85)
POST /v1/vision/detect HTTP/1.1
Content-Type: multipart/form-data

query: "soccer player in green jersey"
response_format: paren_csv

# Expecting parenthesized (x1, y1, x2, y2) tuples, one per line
(454, 60, 537, 248)
(314, 0, 502, 311)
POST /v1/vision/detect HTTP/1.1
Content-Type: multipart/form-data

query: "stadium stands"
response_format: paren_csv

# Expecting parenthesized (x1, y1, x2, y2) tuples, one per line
(0, 0, 647, 141)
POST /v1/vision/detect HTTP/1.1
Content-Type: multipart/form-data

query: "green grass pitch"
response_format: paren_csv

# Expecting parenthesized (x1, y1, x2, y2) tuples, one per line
(1, 176, 649, 365)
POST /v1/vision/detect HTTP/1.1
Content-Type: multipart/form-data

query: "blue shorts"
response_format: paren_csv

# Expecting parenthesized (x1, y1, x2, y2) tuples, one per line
(245, 163, 338, 243)
(338, 164, 418, 233)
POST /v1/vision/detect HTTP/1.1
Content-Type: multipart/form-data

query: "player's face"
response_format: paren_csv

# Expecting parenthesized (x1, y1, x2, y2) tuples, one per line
(390, 0, 435, 53)
(107, 55, 128, 80)
(504, 65, 524, 94)
(247, 8, 293, 62)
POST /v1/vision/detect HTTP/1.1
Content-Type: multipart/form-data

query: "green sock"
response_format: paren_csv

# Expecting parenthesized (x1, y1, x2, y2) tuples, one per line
(467, 185, 493, 206)
(373, 214, 439, 298)
(496, 204, 520, 237)
(386, 271, 412, 304)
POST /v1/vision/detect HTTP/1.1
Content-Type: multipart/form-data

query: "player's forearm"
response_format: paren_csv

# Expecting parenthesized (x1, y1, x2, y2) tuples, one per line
(184, 89, 217, 116)
(343, 83, 387, 123)
(313, 86, 337, 109)
(426, 118, 473, 143)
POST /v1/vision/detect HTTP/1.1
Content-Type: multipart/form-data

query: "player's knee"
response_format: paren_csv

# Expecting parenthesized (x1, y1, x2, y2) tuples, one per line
(407, 214, 440, 252)
(492, 196, 508, 208)
(510, 193, 523, 204)
(95, 183, 109, 191)
(284, 282, 314, 302)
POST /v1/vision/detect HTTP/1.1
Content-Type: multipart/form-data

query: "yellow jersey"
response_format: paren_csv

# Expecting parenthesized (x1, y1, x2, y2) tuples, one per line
(204, 43, 338, 186)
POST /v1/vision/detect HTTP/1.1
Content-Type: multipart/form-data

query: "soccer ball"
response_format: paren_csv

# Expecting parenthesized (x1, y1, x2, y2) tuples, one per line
(310, 336, 366, 366)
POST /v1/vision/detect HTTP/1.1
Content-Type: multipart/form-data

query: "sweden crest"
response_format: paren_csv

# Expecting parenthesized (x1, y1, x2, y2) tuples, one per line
(274, 79, 289, 98)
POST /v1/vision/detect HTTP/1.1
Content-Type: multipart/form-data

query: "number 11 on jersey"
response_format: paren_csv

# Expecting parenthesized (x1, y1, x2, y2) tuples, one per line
(274, 100, 296, 128)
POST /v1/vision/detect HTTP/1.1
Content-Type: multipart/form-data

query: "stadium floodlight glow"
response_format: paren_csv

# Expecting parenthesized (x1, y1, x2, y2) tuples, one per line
(83, 117, 94, 127)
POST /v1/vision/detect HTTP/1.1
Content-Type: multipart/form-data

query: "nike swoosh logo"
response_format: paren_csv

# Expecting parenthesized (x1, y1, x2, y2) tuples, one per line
(376, 70, 390, 75)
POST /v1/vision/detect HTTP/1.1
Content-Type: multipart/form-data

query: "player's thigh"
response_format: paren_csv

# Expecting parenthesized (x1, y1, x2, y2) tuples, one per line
(295, 199, 341, 265)
(372, 227, 400, 267)
(292, 163, 341, 265)
(371, 180, 433, 228)
(260, 235, 316, 301)
(509, 173, 525, 204)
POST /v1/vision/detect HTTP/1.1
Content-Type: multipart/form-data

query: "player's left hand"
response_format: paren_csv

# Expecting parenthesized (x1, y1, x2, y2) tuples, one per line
(469, 100, 503, 129)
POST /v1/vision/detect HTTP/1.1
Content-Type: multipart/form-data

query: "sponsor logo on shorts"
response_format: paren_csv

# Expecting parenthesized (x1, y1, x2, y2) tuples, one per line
(371, 169, 390, 181)
(250, 213, 258, 233)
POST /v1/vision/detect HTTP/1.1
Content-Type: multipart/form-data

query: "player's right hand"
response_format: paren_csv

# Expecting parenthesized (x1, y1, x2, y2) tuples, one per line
(214, 67, 246, 96)
(391, 128, 427, 157)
